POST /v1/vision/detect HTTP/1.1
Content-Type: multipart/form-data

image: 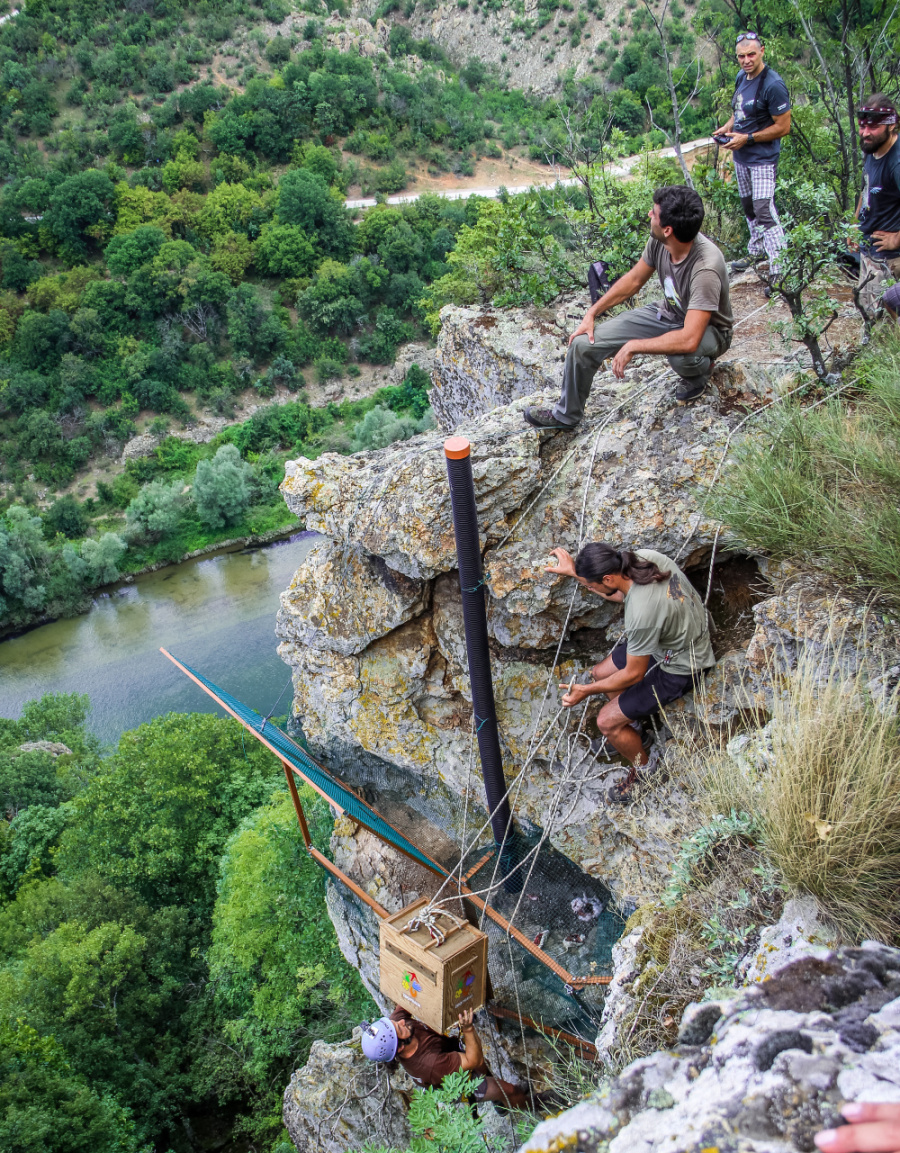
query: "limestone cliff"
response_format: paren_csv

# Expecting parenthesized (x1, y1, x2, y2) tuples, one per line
(523, 939, 900, 1153)
(275, 291, 877, 907)
(277, 305, 735, 905)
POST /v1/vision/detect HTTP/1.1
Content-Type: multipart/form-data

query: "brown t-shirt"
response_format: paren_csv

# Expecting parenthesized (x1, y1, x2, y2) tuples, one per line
(389, 1007, 488, 1088)
(640, 233, 733, 336)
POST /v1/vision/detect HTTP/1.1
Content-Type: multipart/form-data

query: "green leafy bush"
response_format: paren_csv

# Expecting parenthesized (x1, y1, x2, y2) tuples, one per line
(192, 443, 253, 530)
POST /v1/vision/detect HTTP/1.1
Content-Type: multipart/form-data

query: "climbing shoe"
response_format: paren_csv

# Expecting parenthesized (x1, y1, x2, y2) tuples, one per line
(523, 407, 577, 431)
(675, 378, 708, 404)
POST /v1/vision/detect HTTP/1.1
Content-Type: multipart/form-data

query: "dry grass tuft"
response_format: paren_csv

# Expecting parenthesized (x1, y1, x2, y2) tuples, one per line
(700, 646, 900, 944)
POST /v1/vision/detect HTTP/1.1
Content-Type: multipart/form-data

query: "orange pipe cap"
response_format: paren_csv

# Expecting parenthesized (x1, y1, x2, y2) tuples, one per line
(444, 436, 471, 459)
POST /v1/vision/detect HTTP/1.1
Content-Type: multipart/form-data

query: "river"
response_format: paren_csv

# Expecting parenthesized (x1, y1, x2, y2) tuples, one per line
(0, 532, 318, 746)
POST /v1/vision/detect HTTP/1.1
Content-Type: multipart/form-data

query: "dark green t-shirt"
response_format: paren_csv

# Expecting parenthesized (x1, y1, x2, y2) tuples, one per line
(623, 549, 716, 675)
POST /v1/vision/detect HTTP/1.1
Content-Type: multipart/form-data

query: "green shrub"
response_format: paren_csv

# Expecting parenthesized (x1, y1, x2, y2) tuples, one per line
(192, 444, 253, 529)
(708, 329, 900, 604)
(350, 404, 432, 452)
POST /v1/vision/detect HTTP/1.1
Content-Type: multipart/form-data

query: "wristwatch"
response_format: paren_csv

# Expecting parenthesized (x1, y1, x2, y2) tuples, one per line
(747, 132, 755, 145)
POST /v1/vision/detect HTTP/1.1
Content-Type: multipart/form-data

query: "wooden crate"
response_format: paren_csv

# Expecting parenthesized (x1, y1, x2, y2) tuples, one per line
(379, 896, 488, 1034)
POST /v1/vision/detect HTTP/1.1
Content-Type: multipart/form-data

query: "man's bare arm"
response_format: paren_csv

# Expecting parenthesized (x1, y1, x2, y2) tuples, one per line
(569, 259, 656, 345)
(457, 1009, 485, 1071)
(609, 310, 712, 380)
(560, 654, 650, 707)
(725, 109, 791, 150)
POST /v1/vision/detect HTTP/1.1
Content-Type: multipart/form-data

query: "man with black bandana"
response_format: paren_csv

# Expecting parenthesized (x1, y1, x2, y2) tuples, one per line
(713, 32, 791, 270)
(854, 94, 900, 320)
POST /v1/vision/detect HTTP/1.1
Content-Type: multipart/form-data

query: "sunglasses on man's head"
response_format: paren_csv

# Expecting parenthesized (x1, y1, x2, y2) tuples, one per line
(857, 109, 898, 126)
(735, 31, 762, 44)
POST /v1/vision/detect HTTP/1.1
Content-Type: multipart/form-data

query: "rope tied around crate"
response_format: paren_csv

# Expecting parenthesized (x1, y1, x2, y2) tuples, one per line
(404, 905, 467, 945)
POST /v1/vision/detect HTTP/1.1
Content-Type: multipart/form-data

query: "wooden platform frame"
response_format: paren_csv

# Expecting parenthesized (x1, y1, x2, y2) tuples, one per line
(160, 648, 612, 998)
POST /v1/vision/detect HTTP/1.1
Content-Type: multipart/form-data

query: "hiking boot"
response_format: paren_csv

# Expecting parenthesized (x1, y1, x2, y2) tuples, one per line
(638, 743, 664, 779)
(675, 378, 708, 404)
(731, 258, 752, 273)
(523, 406, 577, 431)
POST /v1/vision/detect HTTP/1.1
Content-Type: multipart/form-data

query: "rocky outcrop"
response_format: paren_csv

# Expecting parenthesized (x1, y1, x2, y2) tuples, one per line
(283, 1028, 416, 1153)
(17, 741, 72, 757)
(429, 283, 864, 433)
(278, 333, 740, 903)
(522, 942, 900, 1153)
(277, 295, 878, 909)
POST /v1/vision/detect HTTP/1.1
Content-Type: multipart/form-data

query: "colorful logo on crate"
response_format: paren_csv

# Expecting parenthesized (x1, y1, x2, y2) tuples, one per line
(402, 970, 422, 999)
(454, 970, 476, 1001)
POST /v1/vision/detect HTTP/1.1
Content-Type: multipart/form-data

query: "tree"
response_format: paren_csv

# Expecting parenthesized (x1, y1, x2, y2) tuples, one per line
(225, 283, 284, 359)
(45, 170, 116, 260)
(79, 534, 126, 586)
(0, 506, 49, 614)
(277, 168, 355, 259)
(0, 1014, 140, 1153)
(201, 790, 373, 1145)
(125, 480, 184, 542)
(350, 403, 430, 452)
(44, 496, 88, 541)
(104, 226, 166, 278)
(209, 231, 254, 283)
(296, 259, 364, 335)
(254, 222, 317, 277)
(58, 713, 279, 912)
(192, 444, 253, 530)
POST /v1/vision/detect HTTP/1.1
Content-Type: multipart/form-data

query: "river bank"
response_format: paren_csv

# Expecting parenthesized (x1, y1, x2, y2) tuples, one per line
(0, 529, 319, 745)
(0, 517, 302, 643)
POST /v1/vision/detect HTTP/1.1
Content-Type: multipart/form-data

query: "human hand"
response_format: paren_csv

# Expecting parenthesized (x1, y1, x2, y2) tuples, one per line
(611, 343, 636, 379)
(560, 680, 593, 708)
(569, 310, 597, 346)
(545, 547, 577, 578)
(458, 1008, 475, 1031)
(713, 125, 731, 138)
(872, 230, 900, 253)
(815, 1103, 900, 1152)
(724, 132, 749, 151)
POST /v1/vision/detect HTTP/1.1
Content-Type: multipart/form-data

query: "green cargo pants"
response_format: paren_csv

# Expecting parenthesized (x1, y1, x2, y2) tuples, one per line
(551, 304, 732, 427)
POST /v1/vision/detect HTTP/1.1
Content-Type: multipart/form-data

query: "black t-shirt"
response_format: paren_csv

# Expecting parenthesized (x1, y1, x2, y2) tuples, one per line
(859, 138, 900, 258)
(731, 65, 791, 166)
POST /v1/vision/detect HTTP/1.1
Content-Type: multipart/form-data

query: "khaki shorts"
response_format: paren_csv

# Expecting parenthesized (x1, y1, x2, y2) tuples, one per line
(858, 251, 900, 317)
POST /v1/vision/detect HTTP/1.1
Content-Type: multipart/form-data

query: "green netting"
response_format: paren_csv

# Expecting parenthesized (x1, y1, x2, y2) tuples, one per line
(172, 655, 448, 877)
(168, 652, 623, 1046)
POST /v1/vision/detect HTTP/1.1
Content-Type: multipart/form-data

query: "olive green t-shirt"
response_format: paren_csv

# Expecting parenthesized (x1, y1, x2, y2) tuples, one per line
(640, 233, 733, 336)
(623, 549, 716, 675)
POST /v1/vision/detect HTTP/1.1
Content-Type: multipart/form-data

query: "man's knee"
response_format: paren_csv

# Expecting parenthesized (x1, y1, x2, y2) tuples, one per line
(752, 197, 776, 231)
(597, 707, 626, 736)
(668, 351, 710, 378)
(740, 194, 755, 220)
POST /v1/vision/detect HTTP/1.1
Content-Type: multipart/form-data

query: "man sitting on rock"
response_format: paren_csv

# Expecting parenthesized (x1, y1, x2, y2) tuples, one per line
(524, 184, 733, 425)
(547, 542, 716, 803)
(361, 1006, 534, 1109)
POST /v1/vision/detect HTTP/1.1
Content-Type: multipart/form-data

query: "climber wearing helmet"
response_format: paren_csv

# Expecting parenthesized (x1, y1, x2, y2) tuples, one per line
(361, 1006, 533, 1108)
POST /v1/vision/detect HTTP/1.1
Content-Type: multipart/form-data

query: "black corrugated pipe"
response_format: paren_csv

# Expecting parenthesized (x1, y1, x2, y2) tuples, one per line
(444, 436, 521, 891)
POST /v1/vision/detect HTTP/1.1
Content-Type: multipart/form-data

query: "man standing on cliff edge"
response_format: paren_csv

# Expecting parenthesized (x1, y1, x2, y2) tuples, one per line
(714, 31, 791, 271)
(523, 184, 733, 422)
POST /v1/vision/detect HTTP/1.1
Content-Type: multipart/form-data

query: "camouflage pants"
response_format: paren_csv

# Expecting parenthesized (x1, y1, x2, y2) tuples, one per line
(858, 251, 900, 318)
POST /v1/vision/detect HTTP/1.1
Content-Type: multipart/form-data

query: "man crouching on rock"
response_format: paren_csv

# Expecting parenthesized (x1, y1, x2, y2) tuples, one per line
(361, 1007, 542, 1110)
(524, 184, 733, 425)
(548, 542, 716, 803)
